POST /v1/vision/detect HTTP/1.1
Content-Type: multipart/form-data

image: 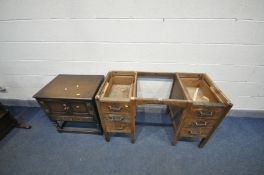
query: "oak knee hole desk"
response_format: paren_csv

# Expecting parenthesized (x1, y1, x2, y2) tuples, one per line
(34, 74, 104, 134)
(96, 71, 232, 147)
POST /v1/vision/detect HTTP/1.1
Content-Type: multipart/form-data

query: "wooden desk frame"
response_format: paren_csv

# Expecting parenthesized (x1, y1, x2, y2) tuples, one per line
(96, 71, 232, 147)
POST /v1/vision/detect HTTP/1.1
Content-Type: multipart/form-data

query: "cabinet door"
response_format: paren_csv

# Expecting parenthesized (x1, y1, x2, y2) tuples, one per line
(38, 100, 69, 114)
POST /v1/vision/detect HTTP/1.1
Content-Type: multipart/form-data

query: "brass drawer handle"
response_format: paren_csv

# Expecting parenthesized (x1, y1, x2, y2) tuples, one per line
(108, 106, 122, 112)
(189, 130, 202, 135)
(64, 106, 69, 111)
(195, 121, 207, 126)
(198, 111, 213, 117)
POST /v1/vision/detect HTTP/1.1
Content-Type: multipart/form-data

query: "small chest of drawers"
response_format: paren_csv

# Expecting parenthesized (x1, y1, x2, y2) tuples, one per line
(33, 74, 104, 134)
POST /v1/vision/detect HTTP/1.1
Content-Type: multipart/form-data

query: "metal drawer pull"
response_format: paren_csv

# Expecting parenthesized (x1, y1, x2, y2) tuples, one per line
(189, 130, 202, 135)
(64, 106, 69, 111)
(195, 121, 207, 126)
(198, 111, 213, 117)
(108, 106, 122, 112)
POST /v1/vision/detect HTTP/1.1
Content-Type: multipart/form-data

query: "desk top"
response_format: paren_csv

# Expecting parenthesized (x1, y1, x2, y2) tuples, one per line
(33, 74, 104, 100)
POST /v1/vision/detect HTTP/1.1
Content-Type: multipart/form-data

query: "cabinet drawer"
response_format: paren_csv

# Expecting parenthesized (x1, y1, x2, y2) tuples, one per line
(189, 107, 224, 119)
(39, 100, 68, 114)
(70, 102, 94, 115)
(101, 103, 130, 113)
(104, 113, 130, 123)
(38, 100, 95, 115)
(182, 117, 217, 128)
(50, 115, 94, 122)
(105, 122, 131, 133)
(180, 127, 212, 138)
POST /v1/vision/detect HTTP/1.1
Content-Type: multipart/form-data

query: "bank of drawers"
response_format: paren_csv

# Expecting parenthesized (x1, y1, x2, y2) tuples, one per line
(179, 106, 224, 138)
(100, 102, 133, 133)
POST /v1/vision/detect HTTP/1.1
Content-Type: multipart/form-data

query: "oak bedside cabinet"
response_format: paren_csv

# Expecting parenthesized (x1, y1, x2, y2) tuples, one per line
(33, 74, 104, 134)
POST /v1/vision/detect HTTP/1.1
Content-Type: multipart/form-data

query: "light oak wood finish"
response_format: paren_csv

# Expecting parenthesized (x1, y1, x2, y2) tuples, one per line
(97, 71, 232, 147)
(96, 71, 190, 143)
(96, 71, 137, 143)
(173, 73, 233, 147)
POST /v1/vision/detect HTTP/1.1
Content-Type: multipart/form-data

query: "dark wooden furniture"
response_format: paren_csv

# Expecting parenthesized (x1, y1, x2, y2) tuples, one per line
(0, 103, 31, 140)
(96, 71, 232, 147)
(95, 71, 137, 143)
(33, 74, 104, 134)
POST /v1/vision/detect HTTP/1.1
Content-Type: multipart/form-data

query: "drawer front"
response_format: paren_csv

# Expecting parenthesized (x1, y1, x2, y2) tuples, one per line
(70, 102, 95, 115)
(38, 100, 95, 116)
(105, 113, 130, 123)
(38, 100, 68, 114)
(180, 127, 212, 138)
(105, 121, 131, 133)
(182, 117, 217, 128)
(101, 102, 130, 113)
(49, 115, 94, 122)
(189, 107, 224, 119)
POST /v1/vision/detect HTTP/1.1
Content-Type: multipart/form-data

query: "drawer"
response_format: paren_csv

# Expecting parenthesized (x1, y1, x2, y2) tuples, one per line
(189, 107, 224, 119)
(38, 100, 95, 115)
(180, 127, 212, 138)
(49, 115, 95, 122)
(104, 113, 130, 123)
(182, 117, 217, 128)
(101, 102, 130, 113)
(38, 100, 68, 114)
(105, 121, 131, 133)
(70, 102, 95, 115)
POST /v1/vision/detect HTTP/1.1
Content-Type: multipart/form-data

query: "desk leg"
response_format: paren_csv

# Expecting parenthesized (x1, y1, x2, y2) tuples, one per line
(131, 129, 135, 144)
(104, 132, 110, 142)
(171, 133, 178, 145)
(199, 138, 209, 148)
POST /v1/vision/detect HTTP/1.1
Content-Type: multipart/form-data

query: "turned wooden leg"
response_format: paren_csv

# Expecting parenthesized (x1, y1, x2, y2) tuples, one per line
(55, 121, 65, 129)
